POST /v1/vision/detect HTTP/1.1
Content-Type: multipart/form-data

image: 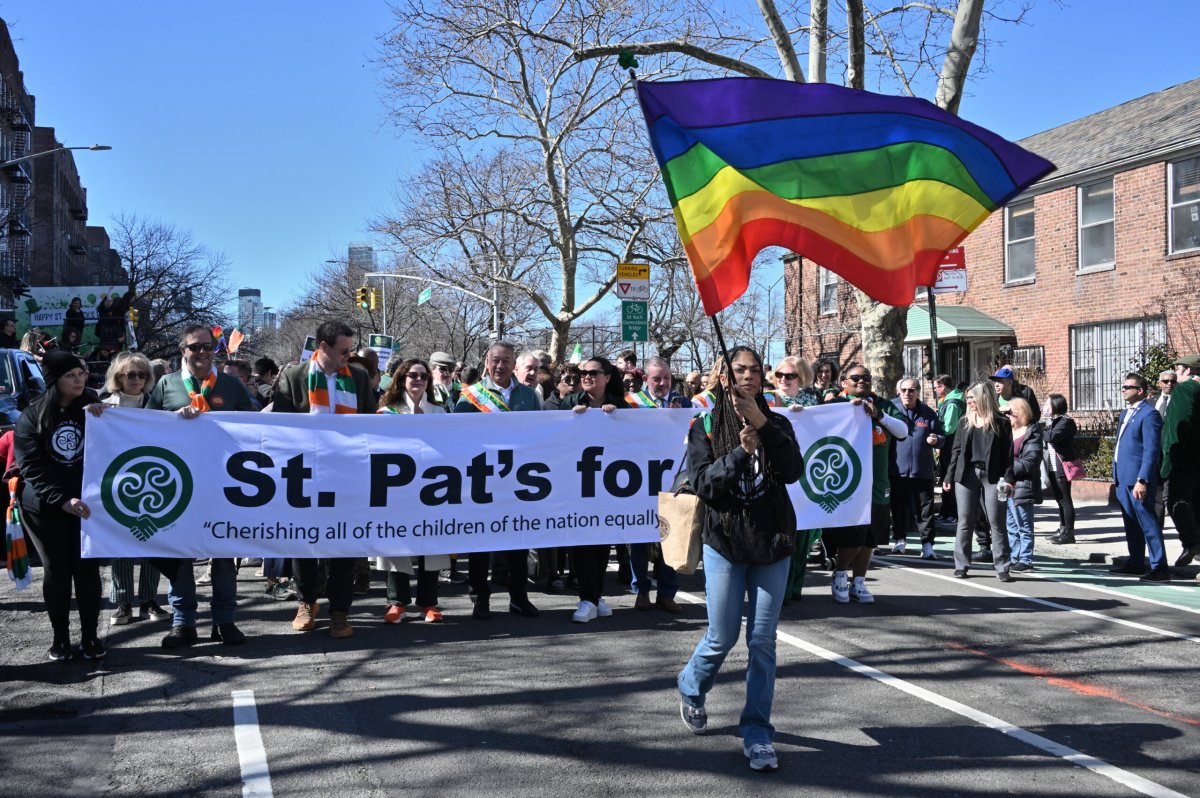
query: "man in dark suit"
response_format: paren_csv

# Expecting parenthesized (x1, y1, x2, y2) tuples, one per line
(1162, 354, 1200, 566)
(455, 341, 541, 619)
(1110, 373, 1169, 581)
(271, 320, 377, 638)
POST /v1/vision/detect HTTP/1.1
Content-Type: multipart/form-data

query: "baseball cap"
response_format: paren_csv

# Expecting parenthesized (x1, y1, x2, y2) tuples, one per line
(1174, 354, 1200, 370)
(989, 366, 1015, 380)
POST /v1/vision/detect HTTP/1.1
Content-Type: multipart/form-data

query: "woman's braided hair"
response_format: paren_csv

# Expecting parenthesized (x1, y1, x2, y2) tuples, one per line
(709, 346, 793, 527)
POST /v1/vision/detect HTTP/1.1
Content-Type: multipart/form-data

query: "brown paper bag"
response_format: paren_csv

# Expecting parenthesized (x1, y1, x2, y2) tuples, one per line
(658, 491, 704, 575)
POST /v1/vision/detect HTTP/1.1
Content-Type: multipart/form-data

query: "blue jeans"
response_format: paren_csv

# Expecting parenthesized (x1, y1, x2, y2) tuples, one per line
(165, 557, 238, 626)
(678, 545, 790, 746)
(1006, 502, 1035, 565)
(629, 543, 678, 598)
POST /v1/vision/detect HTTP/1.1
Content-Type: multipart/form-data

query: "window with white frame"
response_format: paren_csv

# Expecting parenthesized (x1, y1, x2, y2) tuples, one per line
(1169, 156, 1200, 254)
(902, 345, 924, 381)
(1069, 316, 1166, 411)
(818, 266, 838, 315)
(1005, 200, 1035, 282)
(1079, 178, 1115, 269)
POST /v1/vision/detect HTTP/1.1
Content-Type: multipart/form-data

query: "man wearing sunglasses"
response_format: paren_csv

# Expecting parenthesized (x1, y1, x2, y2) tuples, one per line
(428, 351, 460, 408)
(1110, 373, 1169, 581)
(890, 378, 944, 559)
(271, 320, 378, 639)
(145, 325, 257, 650)
(455, 341, 542, 619)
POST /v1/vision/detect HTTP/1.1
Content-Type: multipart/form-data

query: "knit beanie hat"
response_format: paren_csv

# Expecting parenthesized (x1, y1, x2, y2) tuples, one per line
(42, 350, 85, 386)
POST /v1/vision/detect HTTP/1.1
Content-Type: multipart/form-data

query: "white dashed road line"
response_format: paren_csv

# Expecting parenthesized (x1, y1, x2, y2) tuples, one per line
(232, 689, 274, 798)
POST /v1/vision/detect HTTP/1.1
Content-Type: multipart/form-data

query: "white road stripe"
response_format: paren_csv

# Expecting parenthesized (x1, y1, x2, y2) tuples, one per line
(231, 690, 274, 798)
(880, 561, 1200, 644)
(675, 590, 1190, 798)
(1021, 568, 1200, 610)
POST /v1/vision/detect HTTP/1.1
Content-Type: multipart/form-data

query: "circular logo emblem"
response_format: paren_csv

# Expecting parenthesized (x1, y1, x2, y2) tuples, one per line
(101, 447, 194, 541)
(51, 421, 83, 462)
(798, 436, 862, 513)
(658, 515, 671, 541)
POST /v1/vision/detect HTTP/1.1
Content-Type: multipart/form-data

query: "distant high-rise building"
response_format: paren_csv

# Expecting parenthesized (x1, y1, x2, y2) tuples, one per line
(238, 288, 264, 332)
(348, 244, 374, 273)
(261, 309, 277, 331)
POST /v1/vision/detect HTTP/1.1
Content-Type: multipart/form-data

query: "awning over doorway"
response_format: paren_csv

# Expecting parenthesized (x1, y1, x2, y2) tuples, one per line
(904, 305, 1014, 343)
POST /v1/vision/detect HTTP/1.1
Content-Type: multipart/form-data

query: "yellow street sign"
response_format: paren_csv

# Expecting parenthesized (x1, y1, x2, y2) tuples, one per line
(616, 262, 650, 281)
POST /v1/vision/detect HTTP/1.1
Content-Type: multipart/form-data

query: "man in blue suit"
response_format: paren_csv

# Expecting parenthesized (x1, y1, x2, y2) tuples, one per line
(1110, 373, 1170, 581)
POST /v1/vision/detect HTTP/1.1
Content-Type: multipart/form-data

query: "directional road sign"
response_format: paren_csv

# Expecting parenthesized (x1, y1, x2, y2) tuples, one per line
(417, 287, 433, 305)
(615, 262, 650, 302)
(621, 300, 648, 342)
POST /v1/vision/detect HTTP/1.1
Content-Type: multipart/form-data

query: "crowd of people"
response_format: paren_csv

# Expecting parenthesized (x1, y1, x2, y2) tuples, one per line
(6, 313, 1199, 773)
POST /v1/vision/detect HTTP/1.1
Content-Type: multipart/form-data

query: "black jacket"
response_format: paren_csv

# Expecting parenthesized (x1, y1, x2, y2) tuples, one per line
(1011, 381, 1041, 422)
(1010, 423, 1044, 504)
(15, 389, 97, 512)
(945, 414, 1016, 486)
(1044, 415, 1078, 463)
(686, 411, 802, 564)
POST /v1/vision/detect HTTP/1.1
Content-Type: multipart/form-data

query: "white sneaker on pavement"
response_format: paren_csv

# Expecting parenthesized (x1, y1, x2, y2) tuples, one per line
(891, 540, 906, 554)
(849, 576, 875, 604)
(572, 600, 598, 623)
(831, 570, 850, 604)
(921, 542, 937, 560)
(744, 743, 779, 772)
(596, 598, 612, 617)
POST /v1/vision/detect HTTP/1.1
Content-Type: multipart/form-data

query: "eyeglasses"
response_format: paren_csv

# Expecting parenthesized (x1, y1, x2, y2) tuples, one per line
(846, 374, 872, 383)
(433, 365, 452, 372)
(899, 388, 917, 393)
(184, 343, 214, 353)
(1160, 378, 1177, 384)
(1121, 384, 1142, 391)
(775, 371, 799, 380)
(407, 373, 429, 381)
(562, 376, 579, 384)
(123, 371, 148, 380)
(579, 369, 604, 378)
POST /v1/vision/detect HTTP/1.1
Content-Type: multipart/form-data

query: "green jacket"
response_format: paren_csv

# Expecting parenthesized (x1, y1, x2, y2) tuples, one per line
(146, 370, 257, 413)
(1161, 378, 1200, 481)
(938, 389, 966, 443)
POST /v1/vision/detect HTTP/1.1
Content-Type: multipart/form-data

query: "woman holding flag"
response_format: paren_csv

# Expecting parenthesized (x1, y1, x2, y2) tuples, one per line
(677, 346, 802, 773)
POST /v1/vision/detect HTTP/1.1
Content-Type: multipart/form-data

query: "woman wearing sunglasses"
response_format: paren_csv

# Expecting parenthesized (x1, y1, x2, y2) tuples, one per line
(764, 356, 820, 410)
(99, 351, 172, 626)
(559, 356, 630, 623)
(542, 364, 580, 410)
(374, 358, 450, 624)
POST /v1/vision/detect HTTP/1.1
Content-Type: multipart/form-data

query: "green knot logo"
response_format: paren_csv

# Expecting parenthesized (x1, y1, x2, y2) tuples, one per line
(101, 447, 193, 542)
(799, 436, 862, 513)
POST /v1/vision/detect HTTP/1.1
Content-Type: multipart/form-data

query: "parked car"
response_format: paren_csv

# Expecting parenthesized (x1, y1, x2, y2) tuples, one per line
(0, 348, 46, 432)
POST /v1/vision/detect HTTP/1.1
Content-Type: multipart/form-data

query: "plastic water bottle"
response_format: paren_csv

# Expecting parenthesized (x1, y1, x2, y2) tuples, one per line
(997, 482, 1011, 502)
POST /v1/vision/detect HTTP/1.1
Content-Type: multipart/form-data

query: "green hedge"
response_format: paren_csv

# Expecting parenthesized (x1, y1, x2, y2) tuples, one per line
(1076, 435, 1114, 482)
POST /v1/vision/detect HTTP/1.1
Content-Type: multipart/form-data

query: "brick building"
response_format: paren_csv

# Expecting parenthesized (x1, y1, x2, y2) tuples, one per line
(0, 21, 35, 294)
(784, 77, 1200, 412)
(30, 125, 90, 286)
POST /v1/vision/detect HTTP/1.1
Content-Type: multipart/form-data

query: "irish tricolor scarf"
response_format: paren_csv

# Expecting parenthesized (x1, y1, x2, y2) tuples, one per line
(637, 78, 1054, 314)
(626, 390, 658, 408)
(186, 369, 218, 413)
(459, 383, 511, 413)
(307, 355, 359, 414)
(5, 477, 31, 590)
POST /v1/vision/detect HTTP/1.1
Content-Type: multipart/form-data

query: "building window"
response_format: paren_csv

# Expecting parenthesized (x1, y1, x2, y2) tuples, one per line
(1079, 178, 1115, 270)
(1004, 200, 1035, 283)
(902, 345, 924, 380)
(818, 266, 838, 315)
(1010, 345, 1045, 372)
(1069, 316, 1166, 411)
(1169, 156, 1200, 254)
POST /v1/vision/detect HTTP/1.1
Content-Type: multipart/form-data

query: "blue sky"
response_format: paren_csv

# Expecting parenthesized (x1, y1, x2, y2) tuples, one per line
(2, 1, 1196, 319)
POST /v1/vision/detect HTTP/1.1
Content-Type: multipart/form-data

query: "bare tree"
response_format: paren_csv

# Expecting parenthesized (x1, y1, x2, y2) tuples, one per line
(109, 213, 232, 359)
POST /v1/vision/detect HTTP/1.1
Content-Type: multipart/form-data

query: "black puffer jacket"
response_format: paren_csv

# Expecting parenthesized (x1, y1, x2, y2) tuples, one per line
(1010, 422, 1044, 505)
(686, 410, 802, 564)
(1044, 415, 1078, 464)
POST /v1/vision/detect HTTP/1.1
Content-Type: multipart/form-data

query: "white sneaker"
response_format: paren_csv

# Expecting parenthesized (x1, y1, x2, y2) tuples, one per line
(831, 570, 850, 604)
(921, 543, 937, 560)
(849, 576, 875, 604)
(596, 598, 612, 617)
(572, 600, 598, 623)
(891, 540, 906, 554)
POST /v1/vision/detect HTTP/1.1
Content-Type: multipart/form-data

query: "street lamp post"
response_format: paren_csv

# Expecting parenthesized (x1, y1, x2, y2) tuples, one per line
(362, 266, 502, 340)
(0, 143, 112, 169)
(765, 273, 786, 365)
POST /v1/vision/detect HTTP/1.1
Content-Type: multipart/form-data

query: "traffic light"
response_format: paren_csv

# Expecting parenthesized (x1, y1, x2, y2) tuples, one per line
(368, 287, 379, 310)
(355, 287, 369, 309)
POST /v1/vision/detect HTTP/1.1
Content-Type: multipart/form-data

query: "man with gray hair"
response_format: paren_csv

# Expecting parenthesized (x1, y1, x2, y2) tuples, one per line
(889, 376, 943, 559)
(429, 351, 459, 408)
(455, 342, 542, 619)
(515, 351, 543, 400)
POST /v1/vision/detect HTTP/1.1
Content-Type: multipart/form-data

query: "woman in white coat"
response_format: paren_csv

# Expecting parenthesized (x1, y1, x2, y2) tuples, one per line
(375, 358, 451, 623)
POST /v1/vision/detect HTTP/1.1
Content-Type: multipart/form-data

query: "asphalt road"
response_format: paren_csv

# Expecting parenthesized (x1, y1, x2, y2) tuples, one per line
(2, 548, 1198, 798)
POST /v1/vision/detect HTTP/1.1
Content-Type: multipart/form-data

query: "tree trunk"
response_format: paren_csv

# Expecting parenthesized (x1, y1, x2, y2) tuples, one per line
(935, 0, 985, 115)
(756, 0, 804, 82)
(855, 289, 907, 391)
(808, 0, 828, 84)
(846, 0, 865, 90)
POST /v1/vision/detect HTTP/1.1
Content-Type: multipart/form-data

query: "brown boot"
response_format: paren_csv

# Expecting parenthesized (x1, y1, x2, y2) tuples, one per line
(329, 610, 353, 639)
(634, 592, 652, 611)
(292, 601, 316, 632)
(655, 595, 683, 615)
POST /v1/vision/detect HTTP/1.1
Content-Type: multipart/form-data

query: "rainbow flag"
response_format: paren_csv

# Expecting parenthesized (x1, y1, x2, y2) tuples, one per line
(637, 78, 1055, 314)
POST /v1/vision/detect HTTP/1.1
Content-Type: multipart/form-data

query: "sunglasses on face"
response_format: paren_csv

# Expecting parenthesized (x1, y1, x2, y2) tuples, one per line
(407, 373, 428, 381)
(899, 388, 917, 393)
(123, 371, 148, 380)
(184, 343, 214, 353)
(1122, 384, 1142, 391)
(1160, 378, 1176, 384)
(580, 369, 604, 378)
(846, 374, 872, 383)
(775, 371, 799, 380)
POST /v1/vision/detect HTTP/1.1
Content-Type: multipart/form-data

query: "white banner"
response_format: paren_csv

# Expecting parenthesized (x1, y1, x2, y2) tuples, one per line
(80, 404, 871, 557)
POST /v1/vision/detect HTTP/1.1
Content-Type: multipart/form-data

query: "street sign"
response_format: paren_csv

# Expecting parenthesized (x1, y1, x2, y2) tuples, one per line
(931, 247, 967, 295)
(621, 300, 648, 342)
(615, 262, 650, 301)
(417, 287, 432, 305)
